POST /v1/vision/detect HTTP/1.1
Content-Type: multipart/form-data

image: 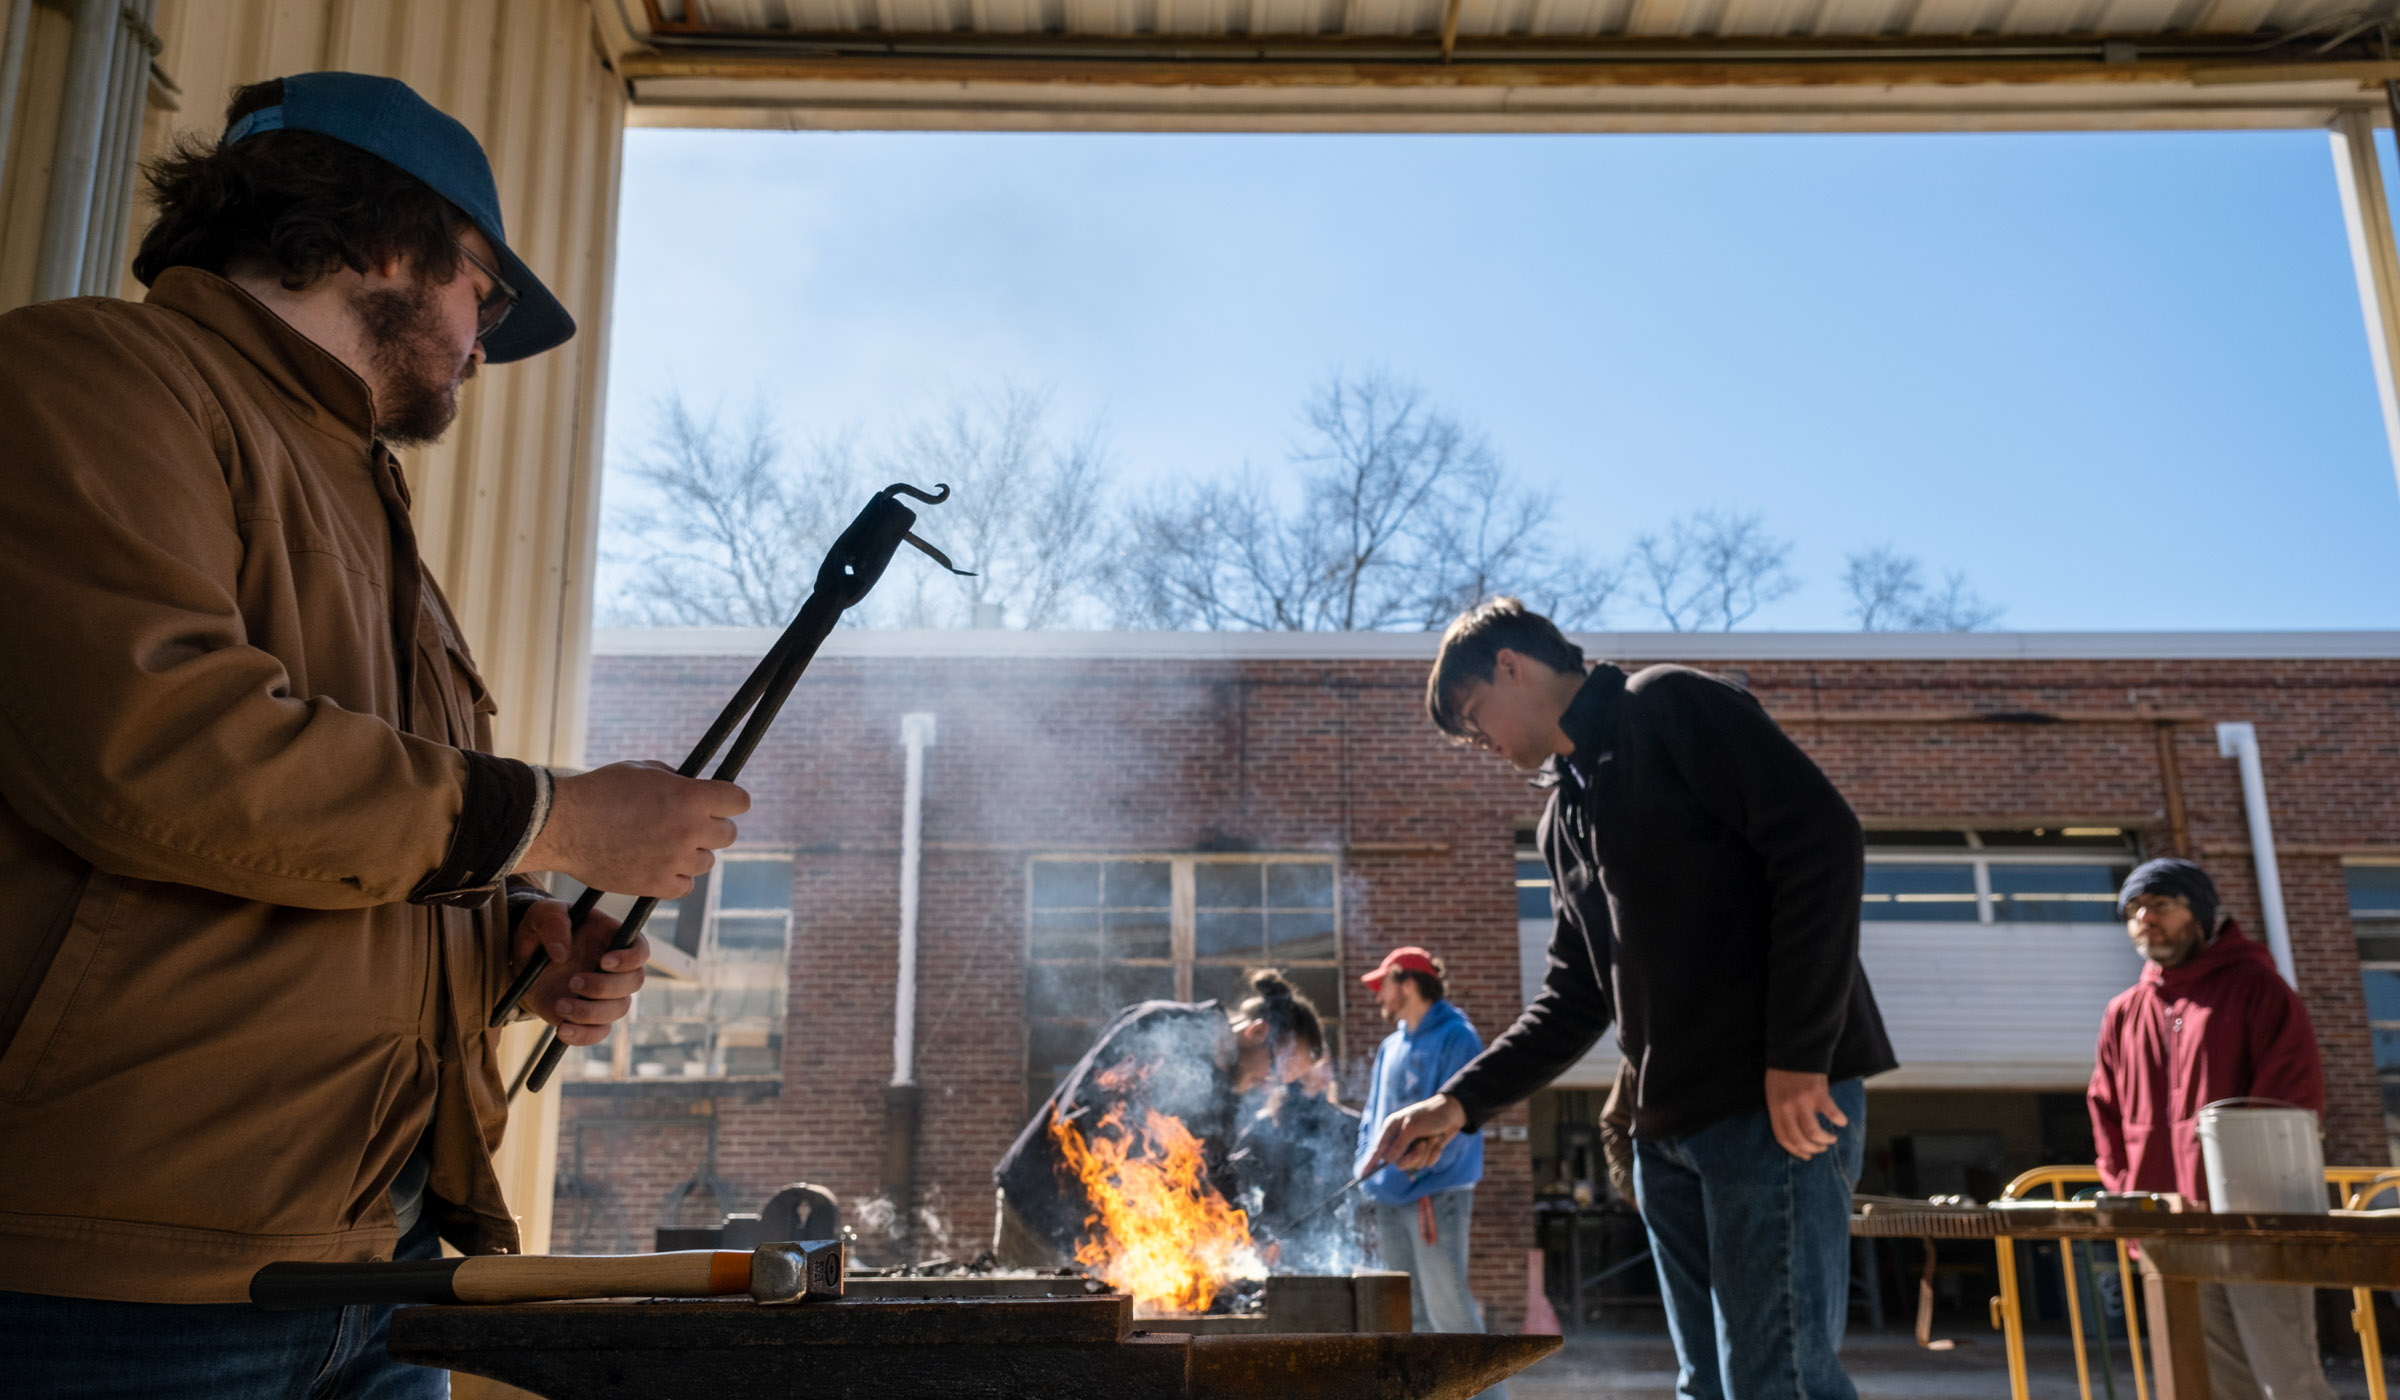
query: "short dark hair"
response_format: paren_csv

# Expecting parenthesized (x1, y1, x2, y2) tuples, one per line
(1426, 596, 1587, 738)
(132, 79, 467, 292)
(1394, 965, 1445, 1004)
(1233, 968, 1326, 1060)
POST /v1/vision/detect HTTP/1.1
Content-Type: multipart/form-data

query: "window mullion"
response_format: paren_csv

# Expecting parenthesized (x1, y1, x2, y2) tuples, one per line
(1973, 858, 1995, 925)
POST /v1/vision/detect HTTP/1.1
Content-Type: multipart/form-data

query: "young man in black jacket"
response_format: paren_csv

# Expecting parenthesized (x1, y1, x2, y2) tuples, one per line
(1367, 599, 1895, 1400)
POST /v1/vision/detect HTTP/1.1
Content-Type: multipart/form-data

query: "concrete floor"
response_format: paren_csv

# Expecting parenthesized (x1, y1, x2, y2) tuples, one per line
(1506, 1327, 2399, 1399)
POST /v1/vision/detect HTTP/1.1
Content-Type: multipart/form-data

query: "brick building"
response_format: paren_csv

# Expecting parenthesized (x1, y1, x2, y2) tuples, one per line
(556, 628, 2400, 1331)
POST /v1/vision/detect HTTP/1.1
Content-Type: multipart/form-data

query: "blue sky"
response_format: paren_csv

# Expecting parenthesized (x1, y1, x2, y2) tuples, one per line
(602, 126, 2400, 632)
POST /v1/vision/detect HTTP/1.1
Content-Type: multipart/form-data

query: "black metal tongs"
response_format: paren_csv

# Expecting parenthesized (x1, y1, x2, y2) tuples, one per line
(494, 482, 971, 1098)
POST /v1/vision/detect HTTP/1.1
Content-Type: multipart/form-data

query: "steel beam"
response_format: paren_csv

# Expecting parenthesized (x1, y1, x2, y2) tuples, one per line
(2332, 110, 2400, 506)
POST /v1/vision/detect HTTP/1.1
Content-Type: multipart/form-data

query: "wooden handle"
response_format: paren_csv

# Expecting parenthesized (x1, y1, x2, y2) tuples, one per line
(451, 1250, 752, 1303)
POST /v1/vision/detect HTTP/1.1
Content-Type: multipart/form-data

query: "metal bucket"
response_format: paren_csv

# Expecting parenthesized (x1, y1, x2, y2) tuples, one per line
(2197, 1098, 2324, 1214)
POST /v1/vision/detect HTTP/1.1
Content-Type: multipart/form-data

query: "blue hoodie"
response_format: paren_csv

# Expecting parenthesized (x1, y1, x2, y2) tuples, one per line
(1353, 998, 1486, 1204)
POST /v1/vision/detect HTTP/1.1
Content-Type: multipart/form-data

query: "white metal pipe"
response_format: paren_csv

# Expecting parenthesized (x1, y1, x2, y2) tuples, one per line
(2217, 722, 2297, 988)
(0, 0, 35, 208)
(892, 711, 936, 1087)
(2330, 114, 2400, 505)
(33, 0, 121, 302)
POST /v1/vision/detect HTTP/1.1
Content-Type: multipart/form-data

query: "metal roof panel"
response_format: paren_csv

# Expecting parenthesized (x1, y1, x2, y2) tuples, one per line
(632, 0, 2388, 38)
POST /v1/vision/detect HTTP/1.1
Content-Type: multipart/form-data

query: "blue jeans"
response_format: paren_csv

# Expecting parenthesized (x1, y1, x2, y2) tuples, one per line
(1375, 1187, 1511, 1400)
(0, 1216, 450, 1399)
(1633, 1077, 1866, 1400)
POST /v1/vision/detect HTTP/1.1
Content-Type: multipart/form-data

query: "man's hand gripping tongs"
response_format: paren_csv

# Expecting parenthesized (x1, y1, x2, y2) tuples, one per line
(489, 483, 971, 1097)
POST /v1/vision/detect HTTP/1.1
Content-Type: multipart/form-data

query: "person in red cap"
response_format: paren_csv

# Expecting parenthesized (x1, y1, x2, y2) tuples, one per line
(1353, 946, 1503, 1383)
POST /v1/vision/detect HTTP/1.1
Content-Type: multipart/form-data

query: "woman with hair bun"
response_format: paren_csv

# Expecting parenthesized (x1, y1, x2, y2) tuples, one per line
(992, 968, 1325, 1267)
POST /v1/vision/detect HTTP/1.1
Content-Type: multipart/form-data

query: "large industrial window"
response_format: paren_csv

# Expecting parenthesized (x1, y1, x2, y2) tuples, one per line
(1862, 829, 2136, 925)
(2346, 862, 2400, 1164)
(569, 851, 795, 1083)
(1514, 828, 2136, 930)
(1516, 826, 2142, 1090)
(1517, 847, 1554, 1004)
(1024, 854, 1341, 1114)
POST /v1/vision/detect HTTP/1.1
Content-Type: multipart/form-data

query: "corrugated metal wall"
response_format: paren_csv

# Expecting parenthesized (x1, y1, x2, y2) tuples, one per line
(143, 0, 624, 778)
(0, 0, 628, 1265)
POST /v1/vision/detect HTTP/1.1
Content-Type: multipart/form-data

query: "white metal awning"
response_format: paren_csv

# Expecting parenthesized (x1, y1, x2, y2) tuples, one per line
(591, 0, 2400, 132)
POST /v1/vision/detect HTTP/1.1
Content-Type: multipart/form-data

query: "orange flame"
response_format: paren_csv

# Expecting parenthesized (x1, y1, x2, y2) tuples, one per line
(1049, 1104, 1266, 1315)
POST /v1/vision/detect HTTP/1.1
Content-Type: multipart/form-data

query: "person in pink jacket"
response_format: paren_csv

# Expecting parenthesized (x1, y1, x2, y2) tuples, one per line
(2089, 857, 2331, 1400)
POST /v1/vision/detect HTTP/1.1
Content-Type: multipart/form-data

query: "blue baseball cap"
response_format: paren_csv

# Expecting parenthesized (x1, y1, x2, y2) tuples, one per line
(220, 72, 572, 364)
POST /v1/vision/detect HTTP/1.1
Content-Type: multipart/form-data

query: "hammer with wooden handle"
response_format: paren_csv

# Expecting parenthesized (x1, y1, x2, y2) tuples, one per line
(249, 1240, 843, 1310)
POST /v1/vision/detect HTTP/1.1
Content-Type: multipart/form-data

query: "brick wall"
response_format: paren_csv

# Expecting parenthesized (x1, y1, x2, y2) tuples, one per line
(559, 643, 2400, 1330)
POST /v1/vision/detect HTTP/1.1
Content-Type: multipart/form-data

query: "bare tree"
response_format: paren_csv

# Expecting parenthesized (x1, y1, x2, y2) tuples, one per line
(1842, 545, 2005, 631)
(1110, 474, 1303, 631)
(1842, 546, 1918, 631)
(1111, 371, 1617, 631)
(1413, 453, 1623, 629)
(877, 387, 1115, 629)
(604, 387, 1114, 629)
(605, 395, 866, 627)
(1628, 510, 1798, 631)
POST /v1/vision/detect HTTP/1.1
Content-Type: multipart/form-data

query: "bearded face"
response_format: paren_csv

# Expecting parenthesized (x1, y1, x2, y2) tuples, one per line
(351, 275, 476, 448)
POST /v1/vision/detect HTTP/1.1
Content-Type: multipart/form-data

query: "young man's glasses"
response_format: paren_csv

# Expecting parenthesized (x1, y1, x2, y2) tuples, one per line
(454, 241, 517, 343)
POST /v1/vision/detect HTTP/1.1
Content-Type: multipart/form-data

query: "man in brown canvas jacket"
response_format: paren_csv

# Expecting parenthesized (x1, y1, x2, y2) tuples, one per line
(0, 74, 748, 1395)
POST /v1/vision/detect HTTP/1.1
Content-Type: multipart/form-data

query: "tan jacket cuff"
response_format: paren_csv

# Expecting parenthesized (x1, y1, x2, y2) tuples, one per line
(408, 753, 541, 908)
(498, 765, 554, 879)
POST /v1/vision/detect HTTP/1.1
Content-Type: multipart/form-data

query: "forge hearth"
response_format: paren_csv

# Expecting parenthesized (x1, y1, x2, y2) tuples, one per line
(390, 1280, 1555, 1400)
(842, 1267, 1409, 1334)
(1133, 1271, 1411, 1335)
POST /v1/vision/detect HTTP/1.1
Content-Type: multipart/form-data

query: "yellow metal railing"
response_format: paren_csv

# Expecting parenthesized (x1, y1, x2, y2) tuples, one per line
(1991, 1166, 2138, 1400)
(2340, 1170, 2400, 1400)
(1987, 1164, 2397, 1400)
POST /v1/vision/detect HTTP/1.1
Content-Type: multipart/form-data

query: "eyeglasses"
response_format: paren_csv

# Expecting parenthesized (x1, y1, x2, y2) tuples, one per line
(454, 241, 517, 343)
(1451, 691, 1496, 750)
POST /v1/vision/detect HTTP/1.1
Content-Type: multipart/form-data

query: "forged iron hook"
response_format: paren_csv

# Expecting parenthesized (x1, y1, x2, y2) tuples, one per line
(882, 481, 951, 505)
(904, 531, 976, 576)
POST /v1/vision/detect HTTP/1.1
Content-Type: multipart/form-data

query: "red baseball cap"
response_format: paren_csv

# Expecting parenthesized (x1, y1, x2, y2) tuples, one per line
(1362, 946, 1439, 988)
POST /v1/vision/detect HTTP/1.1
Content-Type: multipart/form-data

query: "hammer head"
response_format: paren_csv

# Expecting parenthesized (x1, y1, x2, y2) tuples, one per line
(750, 1239, 845, 1305)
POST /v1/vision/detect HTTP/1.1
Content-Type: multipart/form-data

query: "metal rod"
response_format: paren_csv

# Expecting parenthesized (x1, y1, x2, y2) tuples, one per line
(2054, 1239, 2092, 1400)
(512, 590, 843, 1095)
(1579, 1245, 1653, 1289)
(487, 623, 812, 1027)
(1993, 1229, 2031, 1400)
(1291, 1170, 1369, 1225)
(506, 484, 955, 1097)
(2116, 1241, 2150, 1400)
